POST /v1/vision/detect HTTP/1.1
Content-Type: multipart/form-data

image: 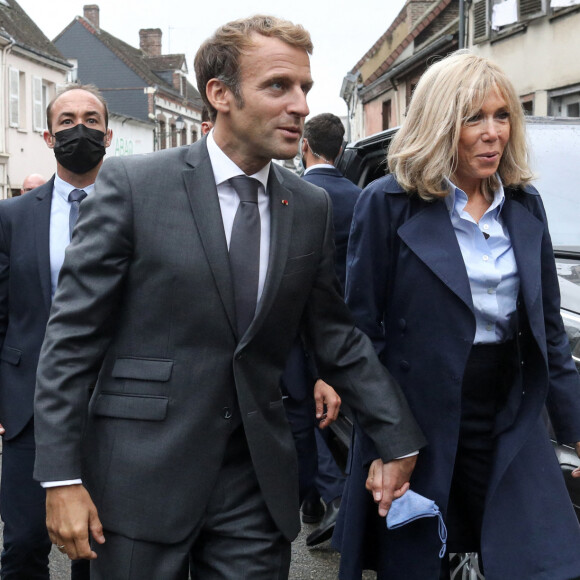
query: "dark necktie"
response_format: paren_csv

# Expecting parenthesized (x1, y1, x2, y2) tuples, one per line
(68, 189, 87, 241)
(229, 176, 261, 337)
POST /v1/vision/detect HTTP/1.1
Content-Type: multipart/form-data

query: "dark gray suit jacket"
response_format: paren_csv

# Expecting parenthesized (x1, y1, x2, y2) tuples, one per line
(0, 178, 55, 439)
(33, 139, 425, 544)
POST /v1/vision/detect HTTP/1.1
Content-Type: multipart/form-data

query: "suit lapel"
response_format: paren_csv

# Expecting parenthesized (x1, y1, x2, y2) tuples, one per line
(183, 142, 237, 336)
(246, 166, 294, 341)
(398, 200, 474, 311)
(33, 180, 54, 315)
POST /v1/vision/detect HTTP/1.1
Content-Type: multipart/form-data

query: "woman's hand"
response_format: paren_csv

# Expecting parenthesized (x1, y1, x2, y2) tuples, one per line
(366, 455, 417, 517)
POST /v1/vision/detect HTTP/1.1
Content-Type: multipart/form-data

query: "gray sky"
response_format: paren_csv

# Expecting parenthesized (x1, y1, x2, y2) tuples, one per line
(18, 0, 406, 118)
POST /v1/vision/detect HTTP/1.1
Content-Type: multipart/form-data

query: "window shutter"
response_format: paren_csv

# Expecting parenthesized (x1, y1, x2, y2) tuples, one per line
(33, 77, 43, 131)
(520, 0, 544, 17)
(474, 0, 490, 42)
(9, 68, 19, 127)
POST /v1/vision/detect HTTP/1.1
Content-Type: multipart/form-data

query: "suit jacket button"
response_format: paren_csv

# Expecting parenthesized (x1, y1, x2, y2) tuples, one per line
(398, 318, 406, 331)
(400, 360, 410, 372)
(223, 407, 233, 419)
(235, 353, 244, 361)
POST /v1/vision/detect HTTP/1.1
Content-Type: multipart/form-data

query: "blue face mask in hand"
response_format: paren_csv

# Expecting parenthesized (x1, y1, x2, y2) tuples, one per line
(386, 490, 447, 558)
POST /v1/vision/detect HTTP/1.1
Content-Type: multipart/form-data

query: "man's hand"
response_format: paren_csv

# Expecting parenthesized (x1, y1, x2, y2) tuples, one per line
(0, 422, 4, 435)
(46, 484, 105, 560)
(366, 455, 417, 517)
(314, 379, 341, 429)
(572, 441, 580, 477)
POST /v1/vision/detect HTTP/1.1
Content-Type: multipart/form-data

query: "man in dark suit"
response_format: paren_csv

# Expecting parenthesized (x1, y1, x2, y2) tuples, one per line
(33, 16, 425, 580)
(292, 112, 363, 546)
(0, 84, 111, 579)
(302, 113, 362, 290)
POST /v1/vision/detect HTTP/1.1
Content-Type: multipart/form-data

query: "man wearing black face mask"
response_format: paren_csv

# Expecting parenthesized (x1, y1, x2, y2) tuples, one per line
(0, 84, 111, 580)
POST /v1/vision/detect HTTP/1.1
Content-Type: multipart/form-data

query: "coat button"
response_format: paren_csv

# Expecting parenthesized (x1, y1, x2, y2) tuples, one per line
(235, 353, 244, 361)
(223, 407, 233, 419)
(400, 360, 410, 372)
(398, 318, 407, 331)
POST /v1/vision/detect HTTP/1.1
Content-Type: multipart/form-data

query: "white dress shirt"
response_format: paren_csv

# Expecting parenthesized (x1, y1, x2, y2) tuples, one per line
(206, 130, 271, 302)
(49, 175, 94, 298)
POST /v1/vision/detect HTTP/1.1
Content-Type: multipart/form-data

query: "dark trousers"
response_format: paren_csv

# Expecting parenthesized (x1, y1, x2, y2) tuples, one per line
(91, 428, 290, 580)
(282, 394, 318, 504)
(281, 342, 345, 506)
(442, 341, 515, 577)
(315, 428, 345, 504)
(0, 420, 89, 580)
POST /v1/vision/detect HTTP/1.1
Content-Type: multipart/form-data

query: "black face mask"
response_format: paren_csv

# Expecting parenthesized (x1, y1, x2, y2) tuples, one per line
(53, 124, 107, 174)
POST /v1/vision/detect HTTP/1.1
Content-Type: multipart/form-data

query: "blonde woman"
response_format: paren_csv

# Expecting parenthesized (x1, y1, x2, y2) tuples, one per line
(333, 51, 580, 579)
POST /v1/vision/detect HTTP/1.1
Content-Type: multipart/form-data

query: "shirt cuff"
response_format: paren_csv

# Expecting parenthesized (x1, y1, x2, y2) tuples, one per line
(41, 479, 82, 488)
(395, 450, 419, 459)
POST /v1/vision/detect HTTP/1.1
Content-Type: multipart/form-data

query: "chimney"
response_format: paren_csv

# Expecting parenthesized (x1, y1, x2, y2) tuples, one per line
(83, 5, 100, 29)
(139, 28, 162, 57)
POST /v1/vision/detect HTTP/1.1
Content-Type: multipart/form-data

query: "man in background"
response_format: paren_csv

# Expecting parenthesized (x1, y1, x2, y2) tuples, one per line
(20, 174, 46, 195)
(288, 113, 362, 547)
(301, 113, 361, 290)
(0, 83, 111, 580)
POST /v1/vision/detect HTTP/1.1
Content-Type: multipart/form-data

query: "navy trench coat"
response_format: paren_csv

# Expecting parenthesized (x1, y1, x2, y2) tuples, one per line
(333, 174, 580, 579)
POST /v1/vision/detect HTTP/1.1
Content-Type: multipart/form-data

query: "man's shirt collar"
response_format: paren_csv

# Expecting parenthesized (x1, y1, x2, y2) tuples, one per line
(53, 173, 94, 202)
(206, 130, 270, 191)
(304, 163, 335, 175)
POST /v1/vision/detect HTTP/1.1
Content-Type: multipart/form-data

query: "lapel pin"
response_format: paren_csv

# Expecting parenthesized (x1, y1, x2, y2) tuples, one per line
(282, 199, 289, 206)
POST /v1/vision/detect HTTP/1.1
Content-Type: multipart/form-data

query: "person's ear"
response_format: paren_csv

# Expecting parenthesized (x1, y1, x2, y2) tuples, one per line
(104, 128, 113, 148)
(206, 79, 232, 114)
(43, 130, 55, 149)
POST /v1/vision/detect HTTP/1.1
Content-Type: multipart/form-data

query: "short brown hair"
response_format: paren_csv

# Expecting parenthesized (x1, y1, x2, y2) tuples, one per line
(194, 15, 313, 119)
(46, 84, 109, 133)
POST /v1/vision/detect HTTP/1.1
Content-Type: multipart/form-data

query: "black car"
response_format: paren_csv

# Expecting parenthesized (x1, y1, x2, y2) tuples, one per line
(332, 120, 580, 517)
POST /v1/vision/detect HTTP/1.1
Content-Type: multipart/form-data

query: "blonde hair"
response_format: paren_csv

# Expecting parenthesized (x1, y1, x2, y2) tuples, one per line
(388, 50, 533, 200)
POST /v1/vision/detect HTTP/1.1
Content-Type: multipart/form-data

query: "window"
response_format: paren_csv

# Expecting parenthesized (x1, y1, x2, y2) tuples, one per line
(33, 79, 54, 132)
(9, 68, 20, 127)
(42, 84, 51, 129)
(67, 59, 78, 84)
(159, 120, 167, 150)
(551, 0, 580, 8)
(474, 0, 547, 42)
(548, 85, 580, 117)
(568, 102, 580, 117)
(33, 77, 43, 131)
(382, 100, 392, 130)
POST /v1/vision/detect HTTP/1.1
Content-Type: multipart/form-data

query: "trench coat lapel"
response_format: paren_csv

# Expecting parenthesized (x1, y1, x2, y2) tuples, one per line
(501, 195, 544, 324)
(397, 200, 474, 312)
(183, 142, 237, 337)
(33, 181, 54, 315)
